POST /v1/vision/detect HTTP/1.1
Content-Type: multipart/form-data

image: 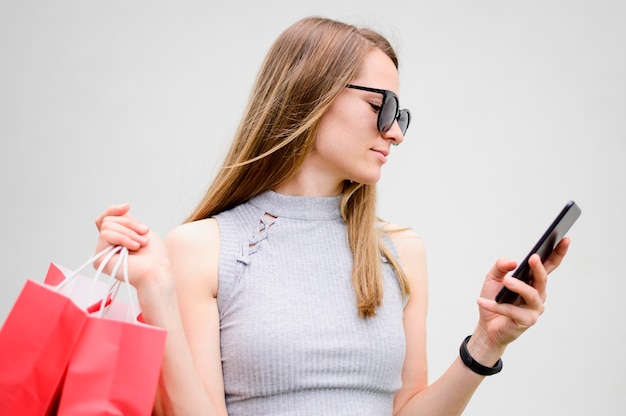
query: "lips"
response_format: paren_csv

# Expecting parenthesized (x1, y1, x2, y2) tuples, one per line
(371, 148, 389, 163)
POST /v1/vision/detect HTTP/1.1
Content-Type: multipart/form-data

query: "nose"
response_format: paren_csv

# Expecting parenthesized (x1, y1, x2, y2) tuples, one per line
(382, 120, 405, 146)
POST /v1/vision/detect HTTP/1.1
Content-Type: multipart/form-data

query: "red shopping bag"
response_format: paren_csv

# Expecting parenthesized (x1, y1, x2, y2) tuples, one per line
(0, 280, 88, 415)
(57, 248, 167, 416)
(45, 262, 119, 313)
(0, 246, 124, 415)
(57, 313, 167, 415)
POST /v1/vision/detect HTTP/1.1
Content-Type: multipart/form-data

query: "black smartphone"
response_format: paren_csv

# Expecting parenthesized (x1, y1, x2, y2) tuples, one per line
(495, 200, 581, 304)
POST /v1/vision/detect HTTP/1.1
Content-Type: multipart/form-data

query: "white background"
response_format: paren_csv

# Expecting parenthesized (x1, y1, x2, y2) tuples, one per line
(1, 1, 624, 414)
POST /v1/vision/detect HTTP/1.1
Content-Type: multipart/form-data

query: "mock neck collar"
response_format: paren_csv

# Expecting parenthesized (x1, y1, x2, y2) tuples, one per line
(248, 191, 342, 220)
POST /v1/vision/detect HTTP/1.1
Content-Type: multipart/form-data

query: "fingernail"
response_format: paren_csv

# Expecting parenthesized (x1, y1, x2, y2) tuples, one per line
(129, 240, 141, 250)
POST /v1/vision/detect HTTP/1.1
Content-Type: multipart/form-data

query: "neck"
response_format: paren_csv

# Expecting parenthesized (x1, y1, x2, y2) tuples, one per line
(274, 169, 344, 197)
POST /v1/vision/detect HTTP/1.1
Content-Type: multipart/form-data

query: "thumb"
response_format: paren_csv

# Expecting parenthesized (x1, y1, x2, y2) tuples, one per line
(487, 257, 517, 283)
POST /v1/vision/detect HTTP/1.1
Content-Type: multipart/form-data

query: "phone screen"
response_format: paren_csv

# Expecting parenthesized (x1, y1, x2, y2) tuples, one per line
(495, 201, 581, 304)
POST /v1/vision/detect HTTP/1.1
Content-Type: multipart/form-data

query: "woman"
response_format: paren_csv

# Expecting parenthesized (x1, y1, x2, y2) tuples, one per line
(95, 16, 569, 415)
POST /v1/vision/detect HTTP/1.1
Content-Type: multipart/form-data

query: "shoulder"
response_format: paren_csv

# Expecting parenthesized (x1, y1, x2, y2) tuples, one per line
(165, 217, 219, 245)
(381, 222, 426, 265)
(164, 218, 220, 260)
(164, 218, 220, 297)
(381, 221, 427, 294)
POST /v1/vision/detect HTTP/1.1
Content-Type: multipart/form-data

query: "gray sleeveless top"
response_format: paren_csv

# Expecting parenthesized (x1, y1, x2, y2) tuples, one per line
(214, 191, 407, 415)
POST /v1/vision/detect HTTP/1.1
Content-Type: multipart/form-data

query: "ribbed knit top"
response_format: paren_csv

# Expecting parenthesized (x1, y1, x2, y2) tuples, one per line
(214, 191, 407, 415)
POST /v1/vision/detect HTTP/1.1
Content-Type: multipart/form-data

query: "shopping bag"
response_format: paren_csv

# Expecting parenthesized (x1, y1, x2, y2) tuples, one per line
(0, 246, 120, 416)
(45, 261, 116, 312)
(0, 280, 87, 415)
(58, 248, 168, 416)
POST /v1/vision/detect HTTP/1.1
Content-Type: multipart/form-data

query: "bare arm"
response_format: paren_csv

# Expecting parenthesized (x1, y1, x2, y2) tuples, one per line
(390, 227, 570, 416)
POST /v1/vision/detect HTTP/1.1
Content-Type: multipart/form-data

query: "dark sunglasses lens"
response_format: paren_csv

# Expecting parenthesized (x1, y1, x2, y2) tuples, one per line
(379, 94, 398, 132)
(398, 110, 410, 135)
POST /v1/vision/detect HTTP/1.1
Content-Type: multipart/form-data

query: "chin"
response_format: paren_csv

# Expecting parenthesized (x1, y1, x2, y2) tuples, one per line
(350, 173, 382, 186)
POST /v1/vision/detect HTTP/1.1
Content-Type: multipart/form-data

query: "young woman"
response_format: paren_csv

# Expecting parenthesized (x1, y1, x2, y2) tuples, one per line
(94, 16, 570, 415)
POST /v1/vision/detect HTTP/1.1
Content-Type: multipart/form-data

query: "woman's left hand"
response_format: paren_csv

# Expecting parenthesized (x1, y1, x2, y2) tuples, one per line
(474, 237, 570, 348)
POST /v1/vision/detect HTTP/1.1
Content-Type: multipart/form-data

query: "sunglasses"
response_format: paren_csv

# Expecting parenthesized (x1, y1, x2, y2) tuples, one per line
(346, 84, 411, 135)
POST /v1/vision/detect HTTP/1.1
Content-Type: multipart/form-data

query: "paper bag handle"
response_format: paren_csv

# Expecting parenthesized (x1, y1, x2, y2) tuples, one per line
(55, 245, 117, 292)
(55, 245, 139, 322)
(94, 247, 138, 322)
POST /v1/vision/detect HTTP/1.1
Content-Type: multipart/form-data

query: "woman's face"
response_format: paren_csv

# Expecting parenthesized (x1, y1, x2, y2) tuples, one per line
(311, 48, 405, 189)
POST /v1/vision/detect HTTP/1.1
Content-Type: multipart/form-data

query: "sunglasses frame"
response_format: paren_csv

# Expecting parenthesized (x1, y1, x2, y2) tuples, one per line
(346, 84, 411, 135)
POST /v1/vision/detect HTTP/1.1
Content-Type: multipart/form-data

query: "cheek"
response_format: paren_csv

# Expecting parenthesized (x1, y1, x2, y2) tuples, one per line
(315, 117, 341, 153)
(315, 123, 356, 158)
(316, 98, 365, 148)
(324, 93, 363, 126)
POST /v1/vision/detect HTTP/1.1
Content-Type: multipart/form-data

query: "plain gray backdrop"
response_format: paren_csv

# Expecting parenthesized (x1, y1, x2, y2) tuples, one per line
(1, 1, 624, 414)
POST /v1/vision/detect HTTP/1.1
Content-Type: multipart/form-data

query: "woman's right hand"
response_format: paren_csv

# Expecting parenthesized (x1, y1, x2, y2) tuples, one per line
(94, 204, 171, 291)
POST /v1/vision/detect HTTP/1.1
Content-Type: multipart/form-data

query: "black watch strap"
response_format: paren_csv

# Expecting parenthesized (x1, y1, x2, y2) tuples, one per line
(459, 335, 503, 376)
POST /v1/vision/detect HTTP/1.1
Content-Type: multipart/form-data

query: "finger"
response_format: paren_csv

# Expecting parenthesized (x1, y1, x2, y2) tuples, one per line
(486, 257, 518, 283)
(479, 276, 545, 324)
(95, 204, 131, 230)
(528, 253, 548, 303)
(93, 251, 124, 279)
(543, 237, 571, 274)
(100, 214, 150, 237)
(99, 221, 149, 250)
(504, 274, 545, 313)
(478, 296, 542, 330)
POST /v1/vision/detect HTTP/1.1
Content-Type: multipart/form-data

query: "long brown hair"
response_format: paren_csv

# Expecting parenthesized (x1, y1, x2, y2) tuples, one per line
(186, 17, 409, 317)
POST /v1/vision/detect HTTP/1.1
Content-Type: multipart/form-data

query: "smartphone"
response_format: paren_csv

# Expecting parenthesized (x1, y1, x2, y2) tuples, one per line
(495, 200, 581, 304)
